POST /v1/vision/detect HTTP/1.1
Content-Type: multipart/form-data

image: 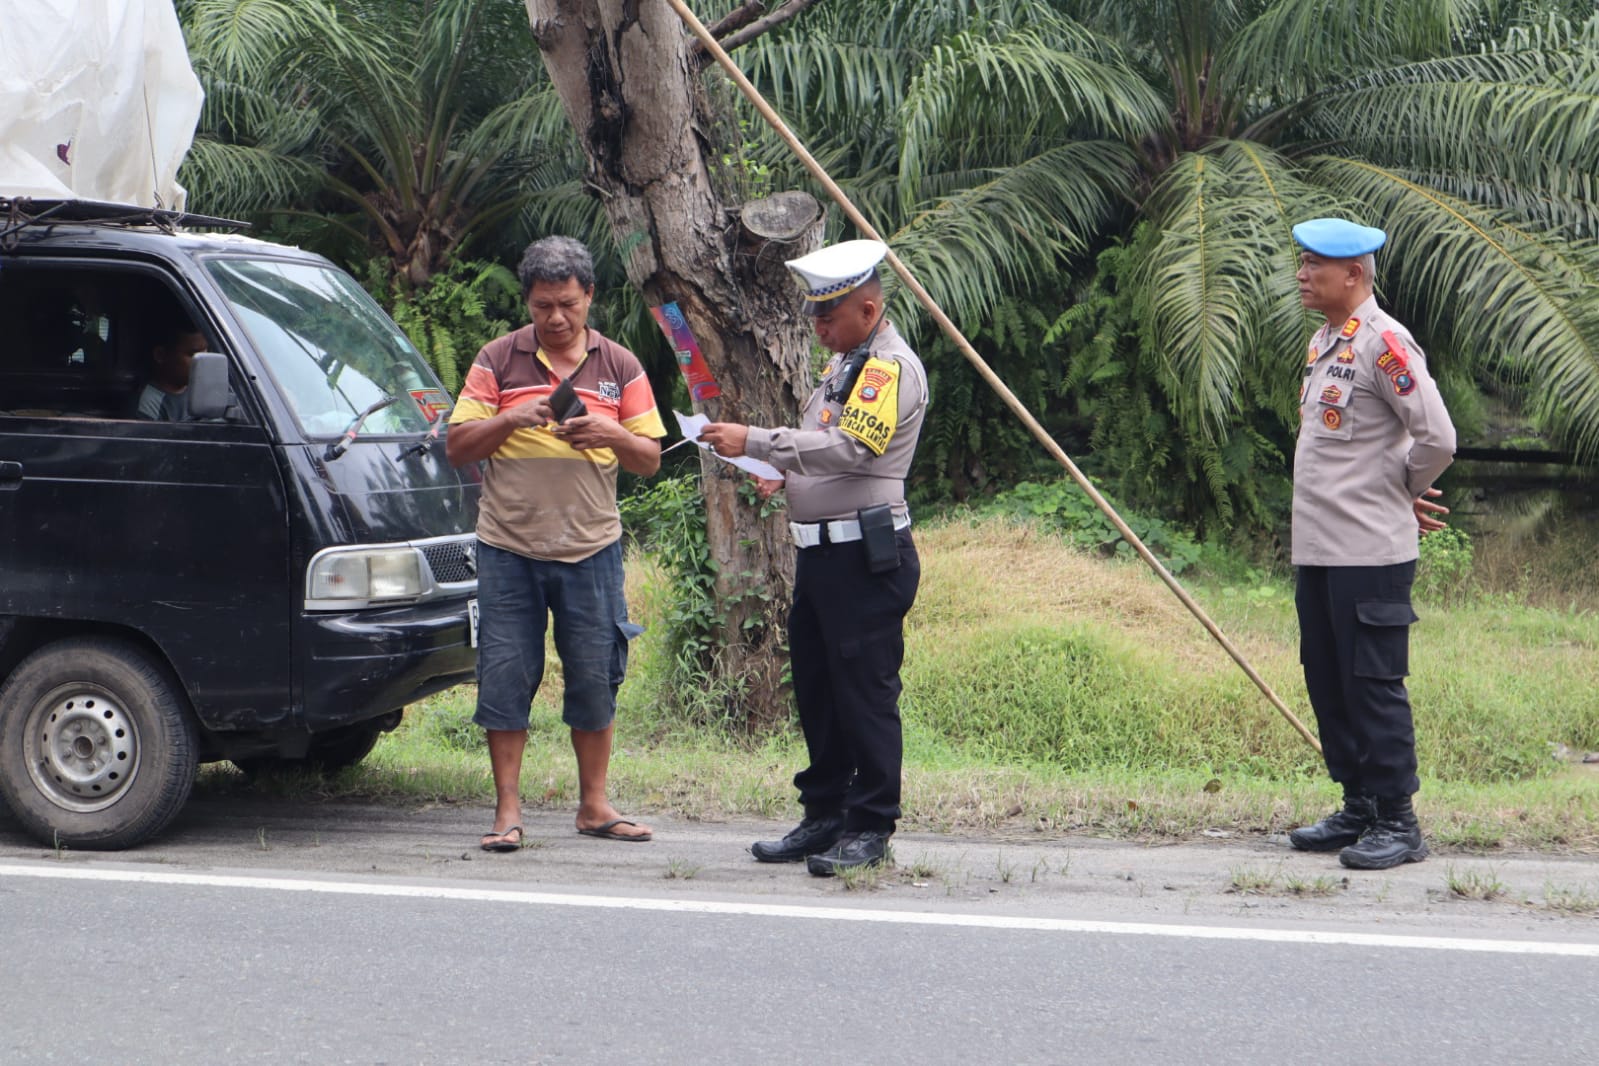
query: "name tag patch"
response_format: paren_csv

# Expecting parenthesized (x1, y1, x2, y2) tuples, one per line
(837, 357, 902, 456)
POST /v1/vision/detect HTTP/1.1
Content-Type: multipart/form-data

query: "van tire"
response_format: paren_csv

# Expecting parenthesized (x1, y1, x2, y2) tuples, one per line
(232, 718, 388, 778)
(0, 638, 198, 850)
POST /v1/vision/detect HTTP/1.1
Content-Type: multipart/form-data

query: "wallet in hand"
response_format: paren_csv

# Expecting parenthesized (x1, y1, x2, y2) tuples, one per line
(547, 377, 588, 422)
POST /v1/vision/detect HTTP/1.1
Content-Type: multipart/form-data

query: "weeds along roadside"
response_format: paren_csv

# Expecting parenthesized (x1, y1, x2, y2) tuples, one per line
(210, 486, 1599, 853)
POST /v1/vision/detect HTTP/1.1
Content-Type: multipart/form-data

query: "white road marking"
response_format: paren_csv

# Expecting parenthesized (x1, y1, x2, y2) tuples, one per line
(2, 860, 1595, 958)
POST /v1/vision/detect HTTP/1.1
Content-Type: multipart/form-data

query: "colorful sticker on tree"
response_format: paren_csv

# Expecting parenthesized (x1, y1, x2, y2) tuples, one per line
(837, 357, 901, 456)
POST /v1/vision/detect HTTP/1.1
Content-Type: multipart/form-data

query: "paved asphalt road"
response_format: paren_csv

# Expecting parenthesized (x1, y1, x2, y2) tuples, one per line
(1, 795, 1596, 1065)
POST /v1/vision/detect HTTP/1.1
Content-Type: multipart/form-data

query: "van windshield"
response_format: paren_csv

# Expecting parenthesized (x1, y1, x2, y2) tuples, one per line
(206, 257, 445, 437)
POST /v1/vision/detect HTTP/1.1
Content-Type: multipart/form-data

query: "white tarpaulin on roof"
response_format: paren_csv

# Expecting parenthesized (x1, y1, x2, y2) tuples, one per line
(0, 0, 203, 209)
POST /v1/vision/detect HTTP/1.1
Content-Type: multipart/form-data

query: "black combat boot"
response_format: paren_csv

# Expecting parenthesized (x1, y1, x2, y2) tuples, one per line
(1288, 790, 1377, 852)
(751, 813, 846, 863)
(806, 830, 892, 877)
(1339, 794, 1428, 870)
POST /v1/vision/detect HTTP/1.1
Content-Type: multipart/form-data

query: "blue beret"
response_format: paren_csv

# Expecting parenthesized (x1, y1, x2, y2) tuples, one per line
(1292, 218, 1387, 258)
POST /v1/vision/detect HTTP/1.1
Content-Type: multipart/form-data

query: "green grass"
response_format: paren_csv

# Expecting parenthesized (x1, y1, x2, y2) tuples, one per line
(205, 515, 1599, 855)
(1445, 865, 1509, 902)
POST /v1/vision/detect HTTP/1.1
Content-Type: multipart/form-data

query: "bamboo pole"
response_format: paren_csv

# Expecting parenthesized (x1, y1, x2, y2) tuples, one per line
(665, 0, 1322, 755)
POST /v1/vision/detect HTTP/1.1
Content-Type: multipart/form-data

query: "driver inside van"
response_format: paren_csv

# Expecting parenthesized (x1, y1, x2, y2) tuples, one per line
(134, 315, 208, 421)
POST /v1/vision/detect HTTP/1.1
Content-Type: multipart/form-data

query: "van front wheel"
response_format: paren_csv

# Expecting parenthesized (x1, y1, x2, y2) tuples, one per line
(0, 638, 199, 850)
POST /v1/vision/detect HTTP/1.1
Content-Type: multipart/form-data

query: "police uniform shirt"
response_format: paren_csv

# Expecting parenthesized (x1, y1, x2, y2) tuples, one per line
(744, 319, 928, 523)
(1292, 295, 1455, 567)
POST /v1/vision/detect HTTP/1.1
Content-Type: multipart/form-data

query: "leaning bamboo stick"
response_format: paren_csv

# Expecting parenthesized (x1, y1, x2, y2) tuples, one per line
(665, 0, 1322, 754)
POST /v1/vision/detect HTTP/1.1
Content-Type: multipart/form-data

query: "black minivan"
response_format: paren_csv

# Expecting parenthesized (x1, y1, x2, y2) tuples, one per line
(0, 200, 480, 849)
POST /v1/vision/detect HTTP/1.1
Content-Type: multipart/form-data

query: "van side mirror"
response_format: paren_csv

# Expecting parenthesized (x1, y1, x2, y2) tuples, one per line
(188, 352, 234, 420)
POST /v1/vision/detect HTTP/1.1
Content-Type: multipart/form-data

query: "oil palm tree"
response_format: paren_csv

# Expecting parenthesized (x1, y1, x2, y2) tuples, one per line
(732, 0, 1599, 502)
(177, 0, 592, 289)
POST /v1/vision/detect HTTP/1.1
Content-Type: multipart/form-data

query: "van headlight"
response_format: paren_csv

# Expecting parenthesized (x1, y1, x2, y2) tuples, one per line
(305, 546, 426, 608)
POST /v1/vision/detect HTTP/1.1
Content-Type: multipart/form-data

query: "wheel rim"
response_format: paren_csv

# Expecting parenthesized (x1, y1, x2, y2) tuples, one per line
(23, 685, 141, 813)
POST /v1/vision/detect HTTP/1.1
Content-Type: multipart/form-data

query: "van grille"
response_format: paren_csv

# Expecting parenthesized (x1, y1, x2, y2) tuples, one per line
(422, 540, 475, 585)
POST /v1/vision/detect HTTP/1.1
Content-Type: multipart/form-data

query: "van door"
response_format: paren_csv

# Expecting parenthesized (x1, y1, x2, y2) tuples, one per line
(0, 259, 293, 732)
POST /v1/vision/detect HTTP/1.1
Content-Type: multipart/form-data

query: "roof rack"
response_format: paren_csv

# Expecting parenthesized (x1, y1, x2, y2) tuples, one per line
(0, 197, 251, 236)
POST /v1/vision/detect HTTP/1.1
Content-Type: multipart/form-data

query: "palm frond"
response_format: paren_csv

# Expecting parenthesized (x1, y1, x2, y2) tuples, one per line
(896, 28, 1167, 199)
(884, 141, 1135, 337)
(1134, 142, 1340, 434)
(1222, 0, 1476, 103)
(178, 139, 324, 217)
(1291, 50, 1599, 179)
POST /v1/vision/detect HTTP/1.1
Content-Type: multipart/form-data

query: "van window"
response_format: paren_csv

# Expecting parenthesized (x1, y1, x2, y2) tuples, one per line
(206, 258, 439, 437)
(0, 264, 209, 420)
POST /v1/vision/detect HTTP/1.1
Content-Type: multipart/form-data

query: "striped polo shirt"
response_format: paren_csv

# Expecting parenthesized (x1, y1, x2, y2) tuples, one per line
(450, 325, 665, 563)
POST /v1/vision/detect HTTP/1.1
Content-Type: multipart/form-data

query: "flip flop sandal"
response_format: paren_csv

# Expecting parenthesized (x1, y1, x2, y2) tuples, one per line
(576, 818, 652, 842)
(480, 825, 524, 852)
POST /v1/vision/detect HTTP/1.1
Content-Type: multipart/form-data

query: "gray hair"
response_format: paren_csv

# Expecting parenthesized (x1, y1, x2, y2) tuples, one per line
(1357, 252, 1378, 289)
(517, 236, 596, 296)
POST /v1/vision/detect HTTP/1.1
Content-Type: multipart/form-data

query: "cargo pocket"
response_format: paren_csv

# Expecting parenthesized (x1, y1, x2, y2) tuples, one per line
(611, 620, 645, 686)
(1352, 601, 1419, 679)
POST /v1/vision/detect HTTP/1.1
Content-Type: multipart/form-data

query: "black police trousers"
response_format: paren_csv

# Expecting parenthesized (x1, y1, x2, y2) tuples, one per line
(1294, 561, 1421, 797)
(789, 527, 920, 833)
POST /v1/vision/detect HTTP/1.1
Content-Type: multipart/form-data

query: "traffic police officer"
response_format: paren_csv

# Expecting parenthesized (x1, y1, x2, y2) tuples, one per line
(700, 239, 928, 875)
(1288, 218, 1456, 870)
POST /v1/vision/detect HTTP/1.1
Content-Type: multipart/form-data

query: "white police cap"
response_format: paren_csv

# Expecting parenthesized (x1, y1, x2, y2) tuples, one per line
(784, 239, 888, 314)
(1292, 217, 1387, 258)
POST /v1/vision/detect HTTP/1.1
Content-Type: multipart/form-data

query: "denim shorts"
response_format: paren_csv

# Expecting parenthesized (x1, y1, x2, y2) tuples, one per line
(472, 538, 644, 732)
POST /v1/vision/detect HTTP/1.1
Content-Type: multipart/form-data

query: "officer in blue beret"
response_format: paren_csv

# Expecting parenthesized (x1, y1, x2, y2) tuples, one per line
(1288, 218, 1457, 869)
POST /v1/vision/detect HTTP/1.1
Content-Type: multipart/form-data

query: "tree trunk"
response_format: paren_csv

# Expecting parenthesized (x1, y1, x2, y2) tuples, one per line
(526, 0, 822, 728)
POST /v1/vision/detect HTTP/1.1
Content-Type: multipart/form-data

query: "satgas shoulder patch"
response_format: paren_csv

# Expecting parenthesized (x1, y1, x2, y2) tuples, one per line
(836, 356, 901, 456)
(1377, 330, 1418, 396)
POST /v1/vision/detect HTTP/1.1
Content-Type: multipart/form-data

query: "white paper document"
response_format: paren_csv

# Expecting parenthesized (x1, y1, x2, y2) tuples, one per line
(673, 411, 785, 481)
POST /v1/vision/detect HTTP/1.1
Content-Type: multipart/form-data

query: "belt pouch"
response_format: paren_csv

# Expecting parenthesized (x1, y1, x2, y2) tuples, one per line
(858, 504, 900, 574)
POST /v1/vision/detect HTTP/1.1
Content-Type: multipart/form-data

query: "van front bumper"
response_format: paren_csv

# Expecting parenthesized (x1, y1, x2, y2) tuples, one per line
(299, 595, 476, 732)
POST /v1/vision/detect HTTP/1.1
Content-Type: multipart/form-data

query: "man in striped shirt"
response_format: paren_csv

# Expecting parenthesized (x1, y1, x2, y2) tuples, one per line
(448, 237, 665, 852)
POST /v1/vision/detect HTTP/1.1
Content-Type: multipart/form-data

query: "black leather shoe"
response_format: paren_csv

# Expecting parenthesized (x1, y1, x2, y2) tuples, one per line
(806, 830, 892, 877)
(1340, 795, 1428, 870)
(1289, 793, 1377, 852)
(751, 814, 845, 863)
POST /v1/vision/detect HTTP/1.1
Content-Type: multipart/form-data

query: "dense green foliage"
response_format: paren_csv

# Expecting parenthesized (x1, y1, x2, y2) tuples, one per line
(175, 0, 1599, 542)
(178, 0, 595, 286)
(980, 479, 1204, 573)
(728, 0, 1599, 528)
(375, 258, 520, 392)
